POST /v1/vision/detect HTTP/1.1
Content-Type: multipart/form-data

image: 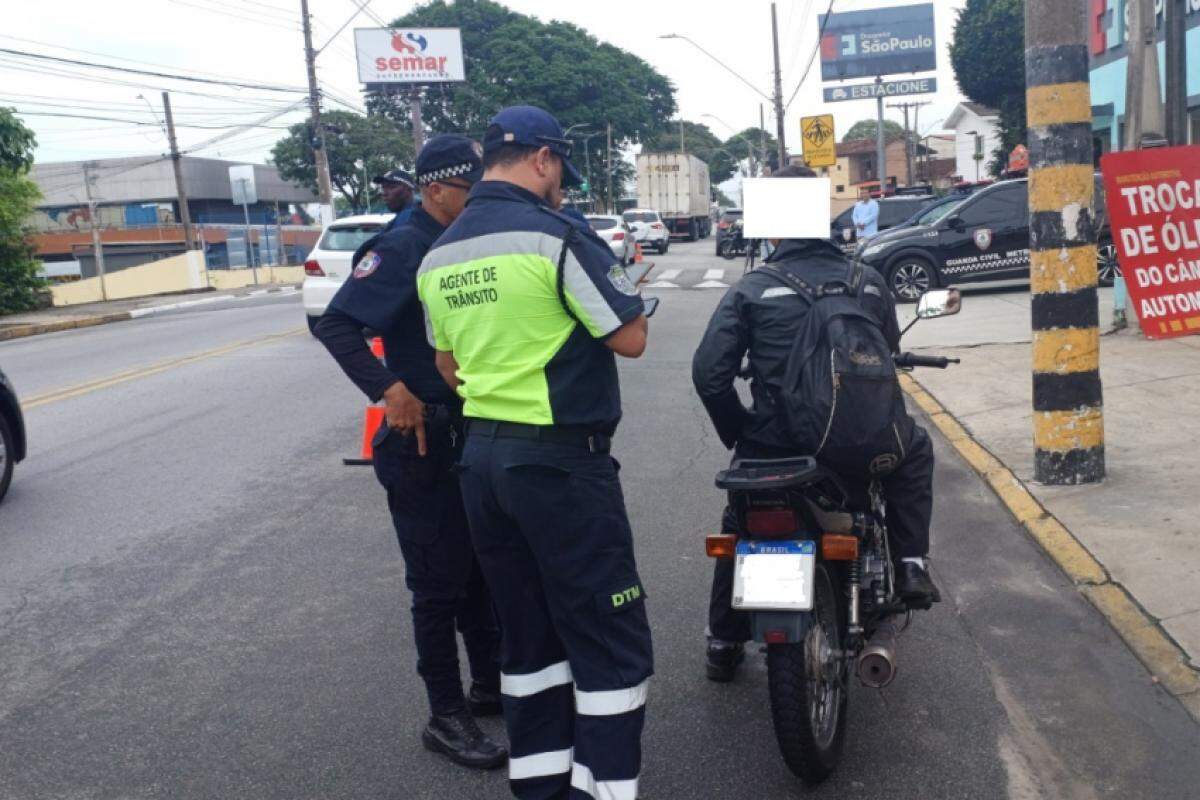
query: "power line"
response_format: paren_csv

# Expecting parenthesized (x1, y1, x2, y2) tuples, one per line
(169, 0, 301, 31)
(783, 0, 837, 112)
(0, 46, 307, 93)
(16, 110, 296, 129)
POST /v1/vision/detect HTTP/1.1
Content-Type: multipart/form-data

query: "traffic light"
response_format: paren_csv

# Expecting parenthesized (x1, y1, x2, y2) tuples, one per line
(580, 180, 590, 193)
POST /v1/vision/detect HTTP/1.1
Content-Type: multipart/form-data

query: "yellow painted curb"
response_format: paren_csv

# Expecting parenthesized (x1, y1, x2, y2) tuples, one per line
(1083, 585, 1200, 697)
(902, 374, 1200, 722)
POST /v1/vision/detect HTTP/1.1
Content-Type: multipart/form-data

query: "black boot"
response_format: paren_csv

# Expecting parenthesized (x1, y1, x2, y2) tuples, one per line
(467, 682, 502, 717)
(705, 638, 745, 683)
(422, 711, 508, 770)
(896, 560, 941, 609)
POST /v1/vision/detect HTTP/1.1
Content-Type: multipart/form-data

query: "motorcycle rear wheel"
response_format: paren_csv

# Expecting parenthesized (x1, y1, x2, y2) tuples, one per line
(766, 562, 848, 785)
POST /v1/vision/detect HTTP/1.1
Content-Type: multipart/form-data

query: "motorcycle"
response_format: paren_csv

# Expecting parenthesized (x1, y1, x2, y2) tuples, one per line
(705, 287, 962, 785)
(718, 218, 748, 259)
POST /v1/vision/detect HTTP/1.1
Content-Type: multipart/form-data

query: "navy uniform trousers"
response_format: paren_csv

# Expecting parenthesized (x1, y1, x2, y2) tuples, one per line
(458, 427, 653, 800)
(371, 410, 501, 715)
(709, 426, 935, 643)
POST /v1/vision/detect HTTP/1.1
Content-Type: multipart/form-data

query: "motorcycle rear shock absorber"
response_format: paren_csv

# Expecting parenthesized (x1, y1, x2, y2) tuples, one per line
(848, 555, 863, 637)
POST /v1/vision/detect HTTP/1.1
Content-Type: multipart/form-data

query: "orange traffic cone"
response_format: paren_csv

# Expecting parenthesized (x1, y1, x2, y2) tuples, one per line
(633, 243, 644, 263)
(343, 405, 386, 466)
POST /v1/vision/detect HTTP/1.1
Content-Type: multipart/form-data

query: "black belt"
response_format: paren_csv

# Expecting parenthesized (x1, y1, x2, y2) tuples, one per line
(466, 419, 611, 454)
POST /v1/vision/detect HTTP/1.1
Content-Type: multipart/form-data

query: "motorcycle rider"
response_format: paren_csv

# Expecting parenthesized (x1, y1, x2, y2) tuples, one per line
(692, 164, 941, 682)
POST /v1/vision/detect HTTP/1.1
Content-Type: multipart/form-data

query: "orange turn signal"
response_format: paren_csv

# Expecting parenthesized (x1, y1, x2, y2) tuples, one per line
(821, 533, 859, 561)
(705, 534, 738, 559)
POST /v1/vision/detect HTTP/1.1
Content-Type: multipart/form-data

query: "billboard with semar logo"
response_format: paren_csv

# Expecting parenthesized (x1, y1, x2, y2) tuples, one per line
(354, 28, 465, 84)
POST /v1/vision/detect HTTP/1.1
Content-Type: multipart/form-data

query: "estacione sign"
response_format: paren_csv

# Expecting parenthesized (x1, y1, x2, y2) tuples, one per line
(354, 28, 465, 84)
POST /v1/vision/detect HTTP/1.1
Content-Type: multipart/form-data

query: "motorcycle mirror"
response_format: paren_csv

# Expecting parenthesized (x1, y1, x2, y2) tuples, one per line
(916, 288, 963, 320)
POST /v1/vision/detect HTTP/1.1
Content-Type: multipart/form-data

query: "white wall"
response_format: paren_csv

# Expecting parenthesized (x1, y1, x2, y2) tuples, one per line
(952, 111, 1002, 181)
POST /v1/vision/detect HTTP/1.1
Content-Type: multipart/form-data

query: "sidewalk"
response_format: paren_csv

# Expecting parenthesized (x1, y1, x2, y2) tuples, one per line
(0, 282, 300, 342)
(906, 320, 1200, 719)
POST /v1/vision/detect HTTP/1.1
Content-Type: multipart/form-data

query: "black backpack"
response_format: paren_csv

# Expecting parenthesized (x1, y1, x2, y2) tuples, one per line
(758, 262, 912, 479)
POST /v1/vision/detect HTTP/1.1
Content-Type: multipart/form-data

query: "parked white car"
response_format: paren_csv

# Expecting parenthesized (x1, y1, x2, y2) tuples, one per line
(622, 209, 669, 254)
(585, 215, 636, 265)
(302, 214, 394, 333)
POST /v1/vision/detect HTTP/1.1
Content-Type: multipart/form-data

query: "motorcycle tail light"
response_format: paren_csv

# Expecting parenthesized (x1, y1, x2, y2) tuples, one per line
(705, 534, 737, 559)
(745, 509, 799, 537)
(822, 533, 859, 561)
(764, 629, 789, 644)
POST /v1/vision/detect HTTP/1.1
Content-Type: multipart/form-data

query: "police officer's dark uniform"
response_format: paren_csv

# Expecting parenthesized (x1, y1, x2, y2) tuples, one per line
(373, 168, 416, 231)
(417, 107, 653, 800)
(692, 233, 939, 680)
(314, 135, 506, 769)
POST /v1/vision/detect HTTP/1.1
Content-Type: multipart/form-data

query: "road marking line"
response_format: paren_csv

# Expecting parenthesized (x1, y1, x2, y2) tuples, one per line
(898, 373, 1200, 721)
(702, 269, 724, 280)
(23, 329, 303, 409)
(695, 280, 730, 289)
(655, 269, 682, 281)
(643, 281, 680, 289)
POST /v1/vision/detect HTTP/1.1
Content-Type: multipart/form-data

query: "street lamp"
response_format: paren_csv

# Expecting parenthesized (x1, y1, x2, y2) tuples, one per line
(702, 113, 760, 175)
(564, 122, 592, 137)
(569, 129, 602, 213)
(659, 34, 772, 103)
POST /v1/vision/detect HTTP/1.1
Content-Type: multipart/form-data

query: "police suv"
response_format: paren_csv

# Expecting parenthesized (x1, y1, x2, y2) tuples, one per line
(856, 177, 1116, 302)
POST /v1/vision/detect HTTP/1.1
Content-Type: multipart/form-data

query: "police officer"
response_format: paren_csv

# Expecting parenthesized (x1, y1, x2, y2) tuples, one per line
(372, 168, 416, 230)
(314, 135, 507, 770)
(417, 106, 653, 800)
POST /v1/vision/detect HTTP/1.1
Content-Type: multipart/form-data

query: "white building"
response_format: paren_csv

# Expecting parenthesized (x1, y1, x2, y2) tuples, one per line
(945, 103, 1002, 182)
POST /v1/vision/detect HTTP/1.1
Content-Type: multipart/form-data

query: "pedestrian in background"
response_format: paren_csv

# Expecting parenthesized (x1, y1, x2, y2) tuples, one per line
(373, 168, 416, 231)
(853, 186, 879, 238)
(314, 135, 507, 770)
(417, 105, 653, 800)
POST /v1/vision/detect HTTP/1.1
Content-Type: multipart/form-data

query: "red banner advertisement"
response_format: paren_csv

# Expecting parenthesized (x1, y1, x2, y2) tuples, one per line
(1100, 145, 1200, 340)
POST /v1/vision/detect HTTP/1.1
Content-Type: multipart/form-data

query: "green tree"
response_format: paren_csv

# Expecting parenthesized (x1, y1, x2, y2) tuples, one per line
(371, 0, 677, 210)
(0, 108, 44, 315)
(270, 110, 413, 211)
(842, 119, 905, 143)
(724, 127, 778, 173)
(641, 120, 733, 181)
(950, 0, 1026, 176)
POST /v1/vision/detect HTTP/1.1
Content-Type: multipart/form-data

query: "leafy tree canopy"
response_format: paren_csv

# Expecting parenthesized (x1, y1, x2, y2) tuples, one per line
(271, 110, 413, 211)
(371, 0, 677, 211)
(725, 127, 778, 173)
(842, 119, 905, 143)
(950, 0, 1026, 176)
(0, 108, 44, 314)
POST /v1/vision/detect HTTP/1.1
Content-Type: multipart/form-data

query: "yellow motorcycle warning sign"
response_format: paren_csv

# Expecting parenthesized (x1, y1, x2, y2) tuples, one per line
(801, 115, 837, 168)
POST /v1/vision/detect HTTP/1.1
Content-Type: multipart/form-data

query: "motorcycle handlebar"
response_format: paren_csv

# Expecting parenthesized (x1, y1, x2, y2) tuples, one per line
(894, 352, 960, 369)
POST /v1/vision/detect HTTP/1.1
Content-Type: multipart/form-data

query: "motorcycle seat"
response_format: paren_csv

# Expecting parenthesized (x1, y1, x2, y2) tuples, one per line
(717, 456, 832, 492)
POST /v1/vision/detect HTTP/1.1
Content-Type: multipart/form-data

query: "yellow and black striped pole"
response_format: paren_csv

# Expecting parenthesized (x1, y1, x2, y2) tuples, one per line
(1025, 0, 1105, 484)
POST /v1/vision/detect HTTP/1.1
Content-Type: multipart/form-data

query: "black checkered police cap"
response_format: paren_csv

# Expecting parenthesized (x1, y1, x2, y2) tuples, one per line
(415, 134, 484, 187)
(371, 169, 415, 188)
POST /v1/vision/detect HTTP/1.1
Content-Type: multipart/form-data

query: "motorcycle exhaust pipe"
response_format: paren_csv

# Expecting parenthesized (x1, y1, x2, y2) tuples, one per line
(857, 621, 899, 689)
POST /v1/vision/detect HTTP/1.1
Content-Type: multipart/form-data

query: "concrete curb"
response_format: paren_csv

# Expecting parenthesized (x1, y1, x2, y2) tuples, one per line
(899, 373, 1200, 723)
(0, 286, 299, 342)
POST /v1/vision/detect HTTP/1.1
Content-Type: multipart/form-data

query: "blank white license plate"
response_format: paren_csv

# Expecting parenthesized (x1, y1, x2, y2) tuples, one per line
(731, 540, 816, 611)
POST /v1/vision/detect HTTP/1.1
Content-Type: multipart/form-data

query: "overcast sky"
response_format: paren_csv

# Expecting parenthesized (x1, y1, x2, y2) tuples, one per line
(3, 0, 970, 168)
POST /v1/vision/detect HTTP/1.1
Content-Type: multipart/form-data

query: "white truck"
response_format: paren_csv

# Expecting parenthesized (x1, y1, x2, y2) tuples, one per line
(635, 153, 712, 241)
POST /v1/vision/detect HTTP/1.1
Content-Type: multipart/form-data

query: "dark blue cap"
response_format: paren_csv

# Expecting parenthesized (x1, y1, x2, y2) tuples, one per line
(415, 134, 484, 187)
(483, 105, 584, 187)
(371, 169, 415, 188)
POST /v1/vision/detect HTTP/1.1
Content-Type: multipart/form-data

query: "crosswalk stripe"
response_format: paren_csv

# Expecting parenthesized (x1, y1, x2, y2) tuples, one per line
(702, 269, 724, 281)
(656, 269, 682, 281)
(695, 280, 730, 289)
(643, 281, 680, 289)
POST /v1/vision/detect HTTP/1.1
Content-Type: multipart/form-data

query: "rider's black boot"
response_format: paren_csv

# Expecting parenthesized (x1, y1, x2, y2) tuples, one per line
(897, 560, 941, 609)
(705, 638, 745, 682)
(421, 711, 508, 770)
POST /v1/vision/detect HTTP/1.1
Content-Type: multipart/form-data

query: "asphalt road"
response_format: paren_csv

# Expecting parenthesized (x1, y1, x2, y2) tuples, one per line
(1, 240, 1197, 800)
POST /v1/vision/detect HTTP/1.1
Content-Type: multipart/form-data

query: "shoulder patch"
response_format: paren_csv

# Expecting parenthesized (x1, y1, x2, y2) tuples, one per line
(607, 264, 638, 296)
(762, 286, 797, 299)
(353, 251, 382, 279)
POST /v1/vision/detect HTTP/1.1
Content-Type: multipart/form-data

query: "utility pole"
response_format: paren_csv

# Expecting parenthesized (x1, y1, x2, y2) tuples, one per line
(300, 0, 334, 223)
(1026, 0, 1104, 485)
(679, 118, 686, 154)
(410, 88, 425, 155)
(161, 92, 195, 251)
(888, 101, 931, 187)
(770, 3, 787, 166)
(875, 77, 887, 193)
(605, 122, 614, 214)
(1164, 0, 1188, 146)
(82, 162, 108, 301)
(1123, 0, 1166, 149)
(759, 104, 768, 173)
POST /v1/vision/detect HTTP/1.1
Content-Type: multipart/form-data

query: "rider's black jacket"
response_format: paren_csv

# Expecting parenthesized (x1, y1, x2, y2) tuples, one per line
(692, 238, 903, 451)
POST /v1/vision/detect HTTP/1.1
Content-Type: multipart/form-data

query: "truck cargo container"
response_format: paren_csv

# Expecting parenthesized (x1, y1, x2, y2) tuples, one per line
(635, 153, 712, 241)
